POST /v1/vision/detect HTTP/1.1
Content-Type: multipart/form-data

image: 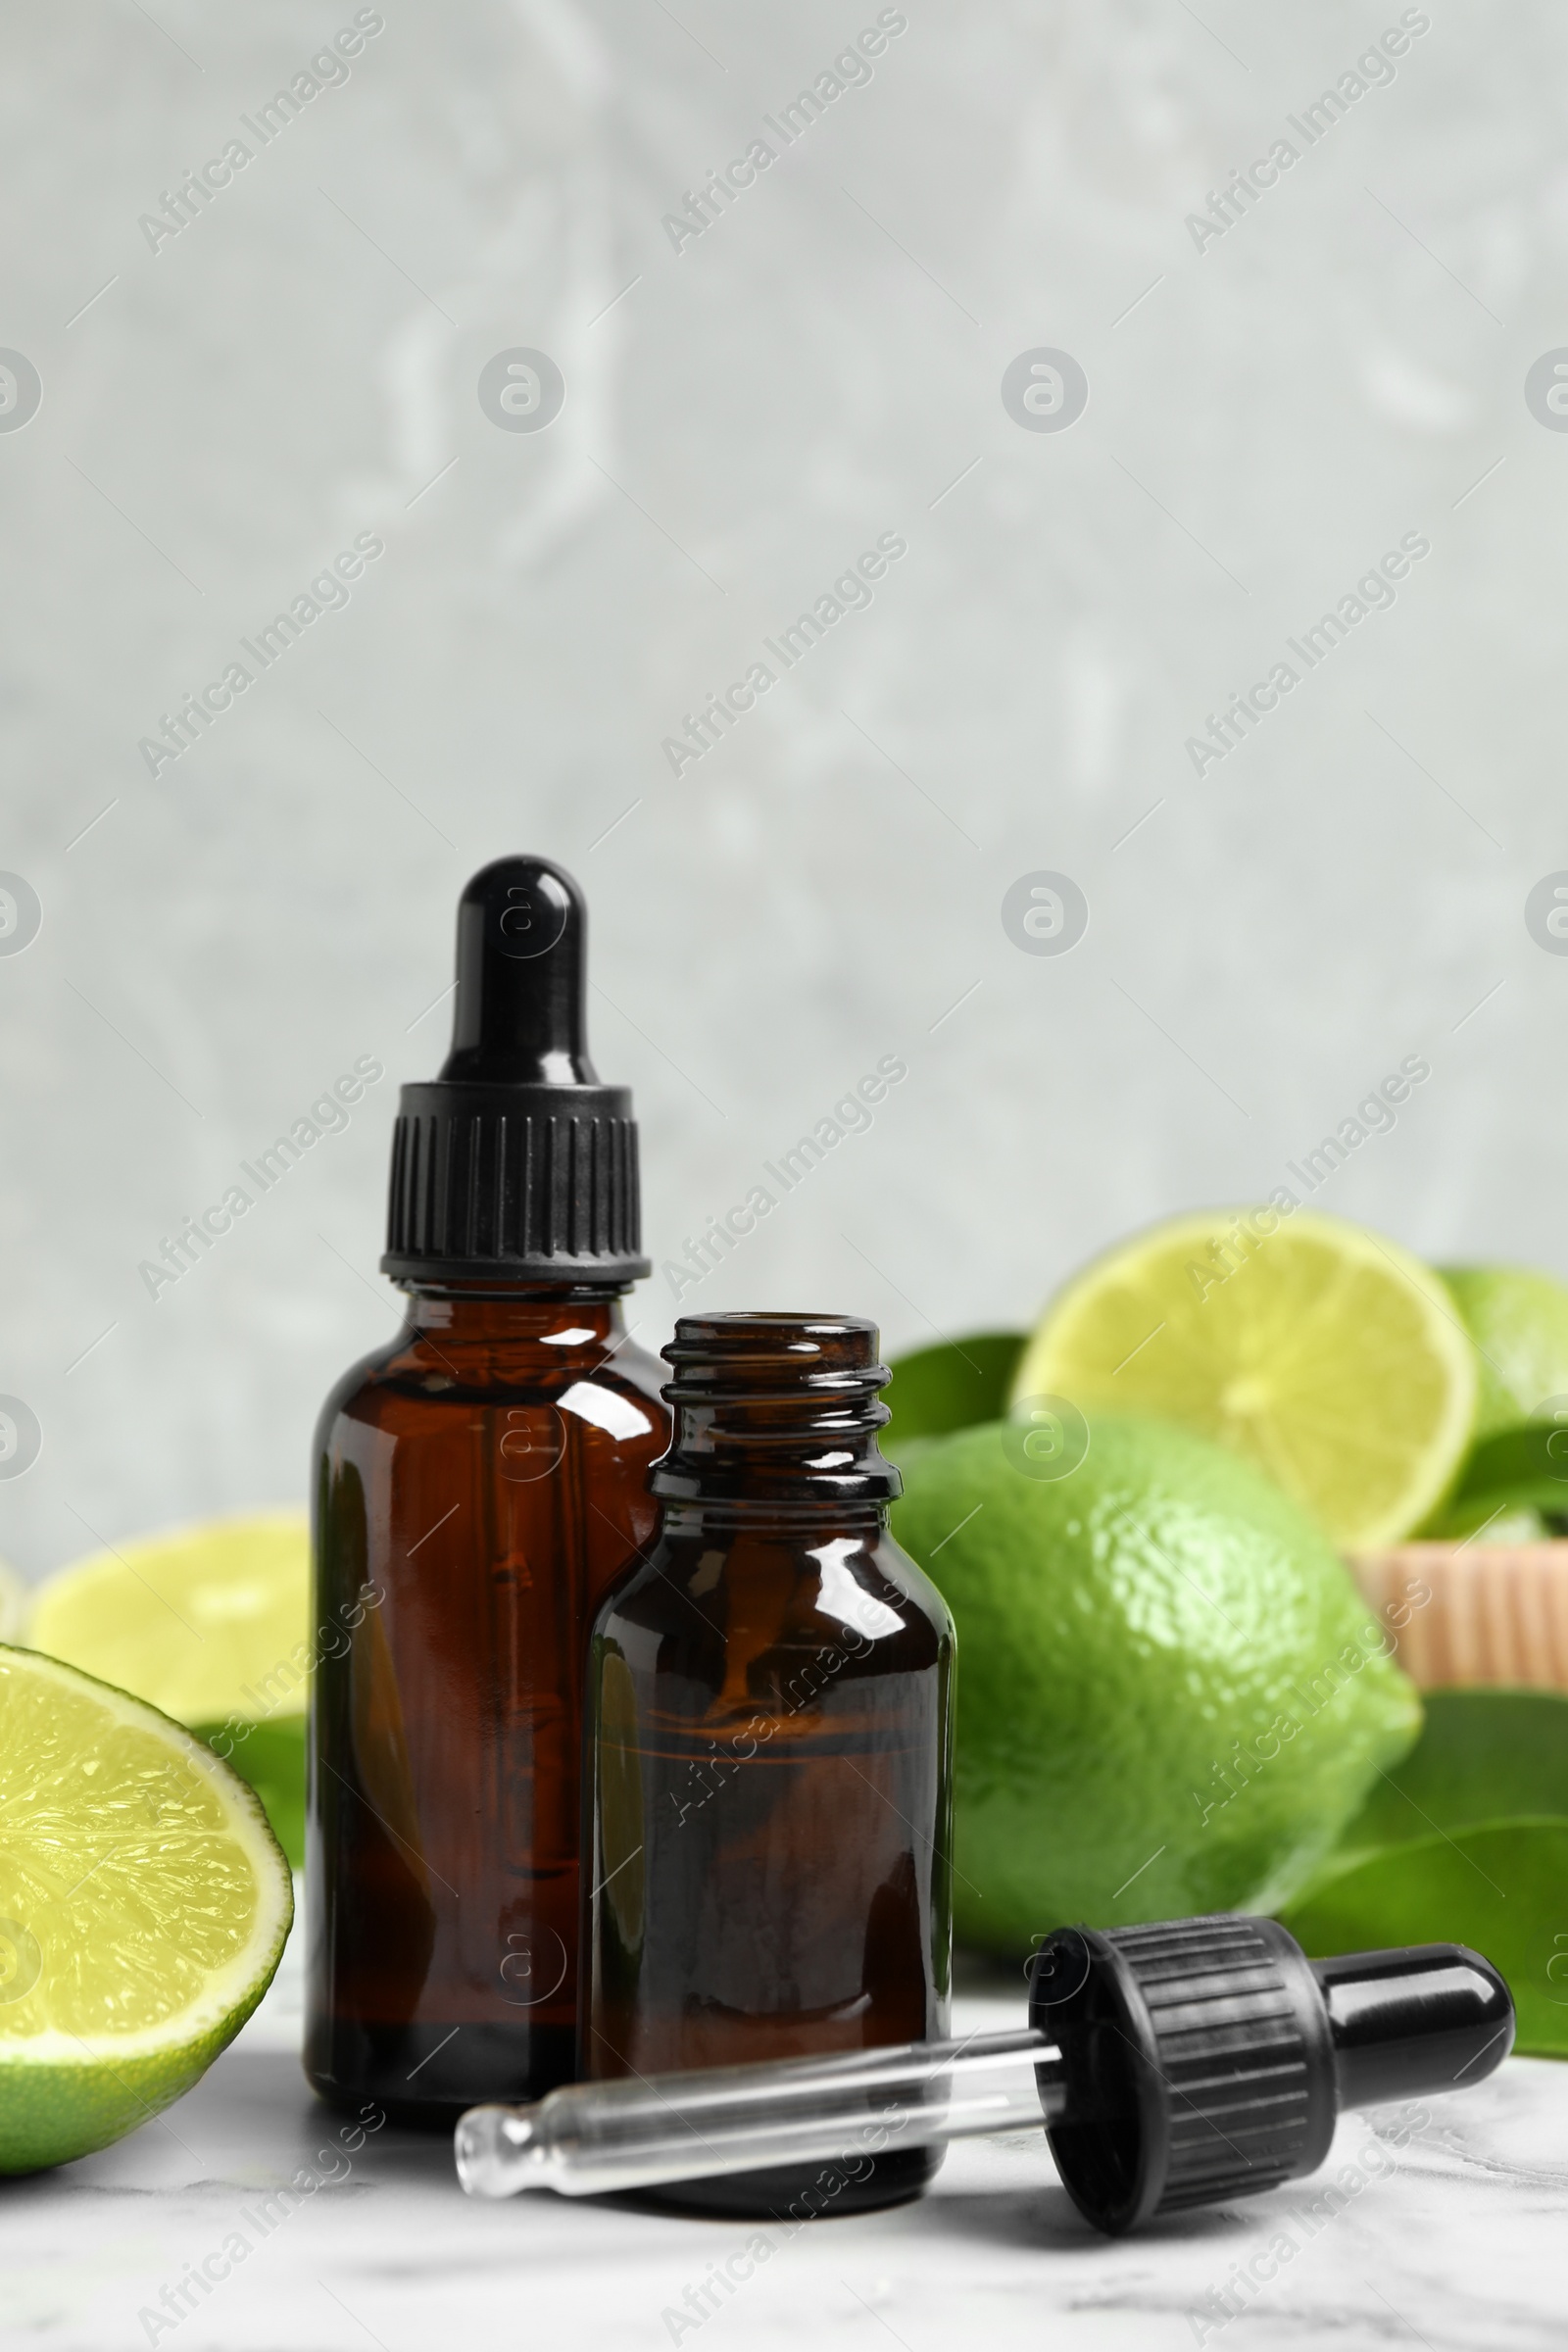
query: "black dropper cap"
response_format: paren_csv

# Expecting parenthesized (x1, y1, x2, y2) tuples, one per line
(381, 857, 650, 1288)
(1030, 1914, 1513, 2233)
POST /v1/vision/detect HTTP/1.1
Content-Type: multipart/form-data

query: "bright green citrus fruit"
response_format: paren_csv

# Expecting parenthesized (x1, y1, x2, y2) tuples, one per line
(892, 1415, 1421, 1952)
(29, 1514, 309, 1865)
(1010, 1209, 1476, 1549)
(0, 1644, 292, 2172)
(1437, 1265, 1568, 1444)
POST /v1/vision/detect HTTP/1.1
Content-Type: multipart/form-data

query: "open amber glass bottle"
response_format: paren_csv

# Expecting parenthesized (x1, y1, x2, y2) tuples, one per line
(583, 1312, 955, 2216)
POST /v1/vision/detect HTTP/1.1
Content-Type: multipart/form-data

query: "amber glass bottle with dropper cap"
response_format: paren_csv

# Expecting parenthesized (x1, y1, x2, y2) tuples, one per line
(306, 856, 671, 2125)
(583, 1312, 956, 2215)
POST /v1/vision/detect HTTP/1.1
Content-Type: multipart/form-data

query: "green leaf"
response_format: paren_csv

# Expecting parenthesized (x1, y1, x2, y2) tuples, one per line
(882, 1333, 1024, 1461)
(194, 1714, 306, 1869)
(1279, 1819, 1568, 2057)
(1330, 1689, 1568, 1866)
(1283, 1693, 1568, 2058)
(1454, 1422, 1568, 1507)
(1420, 1494, 1553, 1542)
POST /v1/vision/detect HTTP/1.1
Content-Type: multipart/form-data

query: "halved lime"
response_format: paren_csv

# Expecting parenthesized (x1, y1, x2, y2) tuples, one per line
(1011, 1209, 1476, 1549)
(28, 1514, 309, 1863)
(0, 1645, 292, 2172)
(28, 1512, 308, 1726)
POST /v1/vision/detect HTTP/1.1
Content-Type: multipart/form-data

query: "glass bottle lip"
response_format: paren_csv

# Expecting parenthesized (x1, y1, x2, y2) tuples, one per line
(662, 1311, 883, 1375)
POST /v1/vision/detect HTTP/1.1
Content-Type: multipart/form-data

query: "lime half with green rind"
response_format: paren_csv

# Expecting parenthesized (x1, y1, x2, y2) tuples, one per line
(1011, 1209, 1477, 1548)
(28, 1514, 309, 1865)
(0, 1644, 292, 2173)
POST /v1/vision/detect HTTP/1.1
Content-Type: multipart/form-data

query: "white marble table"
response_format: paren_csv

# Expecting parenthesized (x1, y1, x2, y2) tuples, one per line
(6, 1925, 1564, 2352)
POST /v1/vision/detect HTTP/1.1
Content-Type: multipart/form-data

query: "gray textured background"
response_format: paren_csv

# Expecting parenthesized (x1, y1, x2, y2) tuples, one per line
(1, 0, 1562, 1579)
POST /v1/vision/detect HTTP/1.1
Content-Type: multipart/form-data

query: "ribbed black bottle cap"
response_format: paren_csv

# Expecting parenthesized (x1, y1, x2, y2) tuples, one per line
(1033, 1914, 1337, 2233)
(381, 856, 650, 1287)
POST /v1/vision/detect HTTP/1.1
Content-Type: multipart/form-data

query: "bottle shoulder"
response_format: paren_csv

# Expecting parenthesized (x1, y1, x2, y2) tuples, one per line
(867, 1524, 956, 1646)
(315, 1320, 669, 1444)
(595, 1518, 954, 1665)
(314, 1329, 409, 1444)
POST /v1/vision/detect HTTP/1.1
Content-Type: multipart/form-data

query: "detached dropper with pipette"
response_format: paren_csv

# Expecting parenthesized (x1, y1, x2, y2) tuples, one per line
(455, 1914, 1512, 2232)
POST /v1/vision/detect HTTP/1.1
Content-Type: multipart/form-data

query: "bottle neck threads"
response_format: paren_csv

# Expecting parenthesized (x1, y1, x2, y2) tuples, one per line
(649, 1314, 901, 1506)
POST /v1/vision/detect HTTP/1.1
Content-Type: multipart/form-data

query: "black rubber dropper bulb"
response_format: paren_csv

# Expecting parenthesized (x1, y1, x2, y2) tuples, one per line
(381, 855, 648, 1287)
(453, 1914, 1513, 2233)
(1308, 1940, 1514, 2111)
(440, 857, 596, 1086)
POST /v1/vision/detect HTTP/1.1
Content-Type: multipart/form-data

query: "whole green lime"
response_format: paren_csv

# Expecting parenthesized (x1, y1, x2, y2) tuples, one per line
(892, 1416, 1421, 1952)
(1438, 1264, 1568, 1442)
